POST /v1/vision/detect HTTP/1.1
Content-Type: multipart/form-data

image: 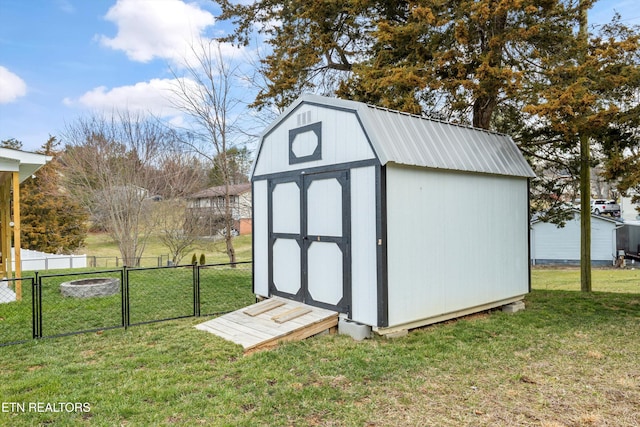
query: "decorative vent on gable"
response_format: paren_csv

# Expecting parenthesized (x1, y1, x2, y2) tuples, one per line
(296, 111, 312, 126)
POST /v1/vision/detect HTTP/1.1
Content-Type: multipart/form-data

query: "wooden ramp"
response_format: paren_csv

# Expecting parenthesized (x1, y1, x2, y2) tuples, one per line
(195, 297, 339, 354)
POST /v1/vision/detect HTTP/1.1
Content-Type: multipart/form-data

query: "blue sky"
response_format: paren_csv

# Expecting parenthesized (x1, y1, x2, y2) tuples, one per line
(0, 0, 638, 152)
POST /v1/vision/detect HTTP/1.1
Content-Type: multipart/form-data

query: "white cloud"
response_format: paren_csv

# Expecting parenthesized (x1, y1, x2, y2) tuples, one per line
(0, 66, 27, 104)
(55, 0, 75, 14)
(99, 0, 215, 64)
(64, 78, 191, 118)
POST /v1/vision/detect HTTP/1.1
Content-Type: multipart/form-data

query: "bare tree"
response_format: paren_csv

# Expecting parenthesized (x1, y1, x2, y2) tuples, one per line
(62, 111, 187, 266)
(170, 40, 246, 263)
(153, 198, 200, 265)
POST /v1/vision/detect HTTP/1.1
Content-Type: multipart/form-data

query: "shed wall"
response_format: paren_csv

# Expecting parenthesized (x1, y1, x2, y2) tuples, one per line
(253, 105, 376, 177)
(530, 215, 617, 264)
(349, 166, 379, 325)
(253, 179, 269, 297)
(385, 165, 529, 327)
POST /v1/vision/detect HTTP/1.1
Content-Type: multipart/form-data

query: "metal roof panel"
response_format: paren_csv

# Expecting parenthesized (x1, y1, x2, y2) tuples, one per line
(253, 94, 536, 178)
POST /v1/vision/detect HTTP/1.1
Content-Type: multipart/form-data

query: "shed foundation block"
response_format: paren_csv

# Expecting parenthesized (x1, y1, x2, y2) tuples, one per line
(502, 300, 525, 313)
(338, 318, 372, 341)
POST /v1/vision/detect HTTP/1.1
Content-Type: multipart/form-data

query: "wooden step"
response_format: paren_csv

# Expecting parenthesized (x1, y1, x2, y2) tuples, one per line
(271, 306, 312, 324)
(243, 299, 285, 316)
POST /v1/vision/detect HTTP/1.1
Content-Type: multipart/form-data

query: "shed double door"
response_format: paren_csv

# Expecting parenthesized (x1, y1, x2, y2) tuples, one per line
(269, 170, 350, 313)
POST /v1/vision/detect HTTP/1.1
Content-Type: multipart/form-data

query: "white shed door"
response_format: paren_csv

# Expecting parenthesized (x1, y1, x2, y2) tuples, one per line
(269, 170, 350, 313)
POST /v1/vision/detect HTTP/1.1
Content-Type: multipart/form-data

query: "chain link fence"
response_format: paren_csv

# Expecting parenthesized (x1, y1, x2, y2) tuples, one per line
(88, 255, 171, 268)
(0, 277, 35, 346)
(36, 270, 124, 339)
(199, 262, 253, 316)
(127, 265, 196, 325)
(0, 262, 254, 346)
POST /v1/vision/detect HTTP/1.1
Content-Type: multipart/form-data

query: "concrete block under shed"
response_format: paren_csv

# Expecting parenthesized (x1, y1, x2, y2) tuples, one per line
(338, 318, 372, 341)
(502, 300, 525, 313)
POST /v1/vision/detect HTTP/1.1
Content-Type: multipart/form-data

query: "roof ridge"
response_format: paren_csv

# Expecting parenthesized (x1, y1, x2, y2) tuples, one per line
(363, 102, 509, 138)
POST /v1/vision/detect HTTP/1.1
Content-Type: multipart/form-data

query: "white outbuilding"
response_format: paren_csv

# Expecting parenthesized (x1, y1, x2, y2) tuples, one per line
(530, 210, 622, 266)
(251, 94, 535, 335)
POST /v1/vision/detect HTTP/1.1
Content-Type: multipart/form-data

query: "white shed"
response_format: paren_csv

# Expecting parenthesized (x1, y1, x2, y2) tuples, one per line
(251, 94, 535, 334)
(530, 210, 622, 266)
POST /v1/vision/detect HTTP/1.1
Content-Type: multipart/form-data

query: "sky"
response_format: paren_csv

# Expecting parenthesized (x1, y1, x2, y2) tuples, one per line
(0, 0, 639, 152)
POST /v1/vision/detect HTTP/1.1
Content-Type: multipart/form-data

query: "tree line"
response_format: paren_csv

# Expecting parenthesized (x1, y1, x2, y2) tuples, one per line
(1, 130, 250, 266)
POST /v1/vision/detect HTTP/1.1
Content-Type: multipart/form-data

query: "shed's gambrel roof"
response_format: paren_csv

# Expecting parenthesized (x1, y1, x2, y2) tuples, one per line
(255, 94, 535, 178)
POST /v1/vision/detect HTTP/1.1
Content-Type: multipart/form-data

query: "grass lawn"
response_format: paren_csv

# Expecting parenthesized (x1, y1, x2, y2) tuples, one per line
(0, 268, 638, 426)
(532, 266, 640, 293)
(83, 232, 253, 267)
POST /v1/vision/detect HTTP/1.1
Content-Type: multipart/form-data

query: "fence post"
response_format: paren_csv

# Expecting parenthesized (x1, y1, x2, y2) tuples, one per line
(31, 275, 38, 339)
(193, 264, 200, 317)
(32, 273, 43, 339)
(121, 266, 129, 329)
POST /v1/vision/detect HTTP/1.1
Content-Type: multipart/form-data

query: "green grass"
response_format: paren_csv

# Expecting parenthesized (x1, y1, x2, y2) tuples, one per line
(532, 266, 640, 293)
(1, 268, 638, 425)
(82, 233, 253, 267)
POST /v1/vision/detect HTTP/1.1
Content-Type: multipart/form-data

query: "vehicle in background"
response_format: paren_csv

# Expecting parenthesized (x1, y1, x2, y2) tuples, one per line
(591, 199, 621, 217)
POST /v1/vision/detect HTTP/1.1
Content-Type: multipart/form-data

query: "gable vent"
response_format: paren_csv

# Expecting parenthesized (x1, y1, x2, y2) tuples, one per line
(297, 111, 312, 126)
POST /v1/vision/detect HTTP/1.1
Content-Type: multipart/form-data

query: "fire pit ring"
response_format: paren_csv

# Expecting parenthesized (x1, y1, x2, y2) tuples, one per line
(60, 277, 120, 298)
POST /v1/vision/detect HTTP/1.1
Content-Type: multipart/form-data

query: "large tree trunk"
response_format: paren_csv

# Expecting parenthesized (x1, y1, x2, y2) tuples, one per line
(472, 95, 497, 130)
(224, 182, 237, 265)
(580, 135, 592, 292)
(578, 0, 591, 292)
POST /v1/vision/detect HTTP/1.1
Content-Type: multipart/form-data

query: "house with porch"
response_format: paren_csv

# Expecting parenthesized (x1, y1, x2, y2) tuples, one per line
(0, 147, 50, 301)
(187, 183, 252, 236)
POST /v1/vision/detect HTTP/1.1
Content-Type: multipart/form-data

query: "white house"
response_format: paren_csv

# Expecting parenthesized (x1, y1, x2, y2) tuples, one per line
(530, 210, 622, 266)
(188, 183, 252, 235)
(250, 94, 535, 335)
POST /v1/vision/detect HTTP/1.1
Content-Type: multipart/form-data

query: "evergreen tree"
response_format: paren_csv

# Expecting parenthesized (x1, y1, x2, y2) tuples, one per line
(208, 147, 251, 186)
(218, 0, 578, 128)
(1, 138, 23, 150)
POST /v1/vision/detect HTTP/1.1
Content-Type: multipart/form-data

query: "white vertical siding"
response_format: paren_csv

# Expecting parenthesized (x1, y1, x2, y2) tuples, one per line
(531, 214, 617, 263)
(253, 180, 269, 297)
(253, 105, 376, 176)
(385, 165, 529, 327)
(350, 166, 378, 325)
